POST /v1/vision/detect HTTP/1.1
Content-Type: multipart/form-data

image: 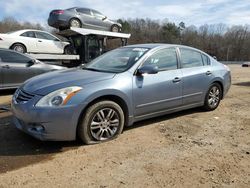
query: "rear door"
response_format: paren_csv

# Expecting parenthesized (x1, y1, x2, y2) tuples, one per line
(178, 48, 212, 105)
(0, 50, 39, 88)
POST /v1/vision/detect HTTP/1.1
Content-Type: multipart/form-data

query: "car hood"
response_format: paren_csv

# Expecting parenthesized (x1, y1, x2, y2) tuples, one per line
(34, 62, 66, 70)
(22, 68, 116, 95)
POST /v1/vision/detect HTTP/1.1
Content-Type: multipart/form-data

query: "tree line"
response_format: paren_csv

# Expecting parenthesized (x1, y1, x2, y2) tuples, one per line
(0, 17, 249, 61)
(118, 18, 250, 61)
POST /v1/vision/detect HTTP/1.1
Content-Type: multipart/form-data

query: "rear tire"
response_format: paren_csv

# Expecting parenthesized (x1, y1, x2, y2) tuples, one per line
(69, 18, 81, 28)
(11, 43, 26, 53)
(78, 100, 125, 145)
(203, 83, 222, 111)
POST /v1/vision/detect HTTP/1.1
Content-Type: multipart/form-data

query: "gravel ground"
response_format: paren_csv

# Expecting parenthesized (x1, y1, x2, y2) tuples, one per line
(0, 64, 249, 188)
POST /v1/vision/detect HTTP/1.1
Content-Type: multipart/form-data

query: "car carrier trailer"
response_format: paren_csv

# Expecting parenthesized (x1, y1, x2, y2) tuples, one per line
(28, 27, 131, 66)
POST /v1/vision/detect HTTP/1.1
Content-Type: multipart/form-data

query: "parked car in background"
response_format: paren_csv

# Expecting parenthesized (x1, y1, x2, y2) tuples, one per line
(12, 44, 231, 144)
(48, 7, 122, 32)
(242, 62, 250, 67)
(0, 30, 70, 54)
(0, 49, 65, 89)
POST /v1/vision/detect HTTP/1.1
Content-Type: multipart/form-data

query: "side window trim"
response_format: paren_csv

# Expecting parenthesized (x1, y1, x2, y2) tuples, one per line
(201, 53, 211, 66)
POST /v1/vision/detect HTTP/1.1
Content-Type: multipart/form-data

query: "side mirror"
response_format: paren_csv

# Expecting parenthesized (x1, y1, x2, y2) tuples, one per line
(102, 16, 107, 21)
(213, 56, 217, 60)
(26, 59, 35, 67)
(137, 65, 159, 75)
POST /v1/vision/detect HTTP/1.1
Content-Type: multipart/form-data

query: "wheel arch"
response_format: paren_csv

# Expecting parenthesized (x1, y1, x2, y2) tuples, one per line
(69, 17, 82, 27)
(76, 94, 131, 139)
(111, 24, 120, 32)
(211, 80, 224, 99)
(10, 42, 27, 52)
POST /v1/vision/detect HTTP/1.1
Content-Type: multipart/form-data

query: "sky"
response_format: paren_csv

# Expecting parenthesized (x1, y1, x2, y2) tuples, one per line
(0, 0, 250, 27)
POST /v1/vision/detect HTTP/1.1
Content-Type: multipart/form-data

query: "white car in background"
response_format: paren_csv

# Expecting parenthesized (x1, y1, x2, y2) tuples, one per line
(0, 29, 70, 54)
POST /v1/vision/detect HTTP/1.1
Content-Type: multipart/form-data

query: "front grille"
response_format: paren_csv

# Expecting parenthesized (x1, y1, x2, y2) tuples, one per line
(15, 89, 35, 104)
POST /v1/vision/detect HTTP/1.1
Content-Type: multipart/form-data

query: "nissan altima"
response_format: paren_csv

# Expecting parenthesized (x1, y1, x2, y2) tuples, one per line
(11, 44, 231, 144)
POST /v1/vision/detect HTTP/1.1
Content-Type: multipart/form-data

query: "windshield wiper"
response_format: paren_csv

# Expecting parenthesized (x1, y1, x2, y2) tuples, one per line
(82, 67, 102, 72)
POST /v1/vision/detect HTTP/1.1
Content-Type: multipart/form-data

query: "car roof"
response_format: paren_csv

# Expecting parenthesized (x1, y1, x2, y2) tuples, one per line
(7, 29, 49, 35)
(123, 43, 208, 54)
(68, 7, 101, 13)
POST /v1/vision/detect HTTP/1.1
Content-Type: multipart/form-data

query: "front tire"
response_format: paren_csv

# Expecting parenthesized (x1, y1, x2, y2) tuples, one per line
(203, 83, 222, 111)
(11, 43, 26, 53)
(78, 100, 125, 145)
(111, 25, 120, 32)
(64, 45, 73, 55)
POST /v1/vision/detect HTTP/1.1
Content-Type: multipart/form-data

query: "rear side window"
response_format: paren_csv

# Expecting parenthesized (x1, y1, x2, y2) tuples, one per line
(77, 8, 91, 15)
(20, 31, 36, 38)
(0, 51, 31, 63)
(180, 48, 204, 68)
(143, 48, 178, 71)
(202, 54, 211, 65)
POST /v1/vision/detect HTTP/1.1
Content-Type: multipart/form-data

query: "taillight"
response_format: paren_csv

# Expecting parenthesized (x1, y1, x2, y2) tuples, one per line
(53, 10, 64, 14)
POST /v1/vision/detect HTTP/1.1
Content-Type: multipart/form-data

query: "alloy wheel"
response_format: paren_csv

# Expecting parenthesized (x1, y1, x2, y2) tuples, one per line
(13, 45, 25, 53)
(208, 86, 220, 108)
(90, 108, 120, 141)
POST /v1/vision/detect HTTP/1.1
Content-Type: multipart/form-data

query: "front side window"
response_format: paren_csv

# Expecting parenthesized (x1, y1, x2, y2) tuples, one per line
(180, 48, 204, 68)
(35, 32, 59, 41)
(84, 47, 149, 73)
(0, 51, 31, 63)
(20, 31, 36, 38)
(143, 48, 178, 71)
(77, 8, 91, 15)
(92, 10, 105, 19)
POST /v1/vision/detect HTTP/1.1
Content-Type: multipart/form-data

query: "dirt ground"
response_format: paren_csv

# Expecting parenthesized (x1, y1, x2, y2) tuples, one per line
(0, 64, 249, 188)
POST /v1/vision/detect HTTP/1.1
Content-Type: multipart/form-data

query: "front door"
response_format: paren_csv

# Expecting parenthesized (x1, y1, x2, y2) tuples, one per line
(0, 50, 38, 88)
(35, 31, 63, 54)
(133, 47, 182, 118)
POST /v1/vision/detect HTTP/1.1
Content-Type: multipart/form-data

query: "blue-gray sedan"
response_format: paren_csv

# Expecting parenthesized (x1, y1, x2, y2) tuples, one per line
(11, 44, 231, 144)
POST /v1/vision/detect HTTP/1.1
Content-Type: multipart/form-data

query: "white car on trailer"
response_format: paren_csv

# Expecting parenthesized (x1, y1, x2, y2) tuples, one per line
(0, 29, 70, 54)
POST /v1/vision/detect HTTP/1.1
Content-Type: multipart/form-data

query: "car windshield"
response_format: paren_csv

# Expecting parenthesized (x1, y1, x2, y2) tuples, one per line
(83, 47, 149, 73)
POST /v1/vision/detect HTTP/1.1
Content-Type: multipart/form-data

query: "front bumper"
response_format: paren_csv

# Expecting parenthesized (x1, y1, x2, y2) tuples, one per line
(11, 94, 86, 141)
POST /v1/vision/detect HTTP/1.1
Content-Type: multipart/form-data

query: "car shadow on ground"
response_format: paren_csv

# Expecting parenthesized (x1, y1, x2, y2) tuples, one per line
(0, 89, 16, 96)
(124, 107, 204, 131)
(234, 81, 250, 87)
(0, 112, 82, 173)
(0, 105, 204, 174)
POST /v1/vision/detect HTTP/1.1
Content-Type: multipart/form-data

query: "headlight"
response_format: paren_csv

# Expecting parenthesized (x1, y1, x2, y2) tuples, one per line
(36, 86, 82, 107)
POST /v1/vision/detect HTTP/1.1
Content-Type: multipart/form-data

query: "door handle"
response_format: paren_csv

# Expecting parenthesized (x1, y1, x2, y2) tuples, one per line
(2, 65, 10, 69)
(173, 77, 181, 83)
(206, 71, 212, 75)
(38, 40, 42, 42)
